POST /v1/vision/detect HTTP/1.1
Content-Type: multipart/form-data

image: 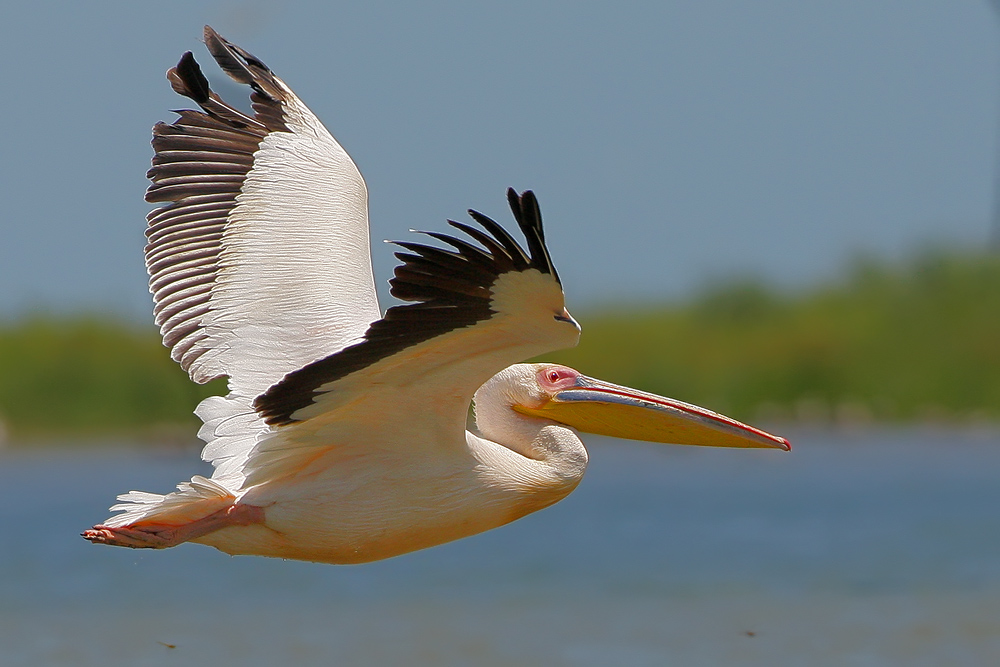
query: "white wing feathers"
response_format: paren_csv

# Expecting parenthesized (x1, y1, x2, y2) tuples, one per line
(108, 28, 380, 524)
(243, 190, 577, 485)
(243, 278, 579, 487)
(148, 29, 380, 398)
(104, 29, 577, 529)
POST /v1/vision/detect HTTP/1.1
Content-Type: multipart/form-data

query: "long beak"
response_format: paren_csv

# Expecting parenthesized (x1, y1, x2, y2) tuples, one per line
(514, 375, 790, 450)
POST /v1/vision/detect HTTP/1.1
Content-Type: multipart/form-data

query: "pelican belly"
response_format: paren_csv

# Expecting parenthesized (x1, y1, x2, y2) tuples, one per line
(193, 440, 574, 564)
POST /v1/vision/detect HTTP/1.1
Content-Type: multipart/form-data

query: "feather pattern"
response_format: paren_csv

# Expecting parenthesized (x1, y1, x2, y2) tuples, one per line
(99, 26, 581, 540)
(85, 28, 792, 565)
(255, 189, 559, 426)
(110, 26, 382, 524)
(144, 26, 380, 397)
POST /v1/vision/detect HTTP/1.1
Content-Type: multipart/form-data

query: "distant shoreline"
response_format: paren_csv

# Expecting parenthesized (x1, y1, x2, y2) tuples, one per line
(4, 248, 1000, 441)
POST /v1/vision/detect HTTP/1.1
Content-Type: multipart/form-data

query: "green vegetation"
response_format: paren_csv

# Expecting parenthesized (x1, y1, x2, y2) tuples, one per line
(0, 317, 225, 440)
(548, 249, 1000, 424)
(2, 249, 1000, 441)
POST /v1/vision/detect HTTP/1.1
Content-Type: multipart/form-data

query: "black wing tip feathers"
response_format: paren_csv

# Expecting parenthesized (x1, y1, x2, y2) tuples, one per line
(168, 51, 211, 104)
(388, 188, 559, 302)
(158, 27, 291, 145)
(170, 24, 273, 105)
(203, 25, 225, 47)
(204, 25, 270, 71)
(146, 29, 290, 380)
(255, 189, 564, 427)
(505, 188, 543, 240)
(203, 26, 274, 88)
(505, 188, 559, 283)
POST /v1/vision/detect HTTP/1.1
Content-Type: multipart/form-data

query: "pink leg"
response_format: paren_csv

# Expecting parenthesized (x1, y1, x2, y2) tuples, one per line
(82, 503, 265, 549)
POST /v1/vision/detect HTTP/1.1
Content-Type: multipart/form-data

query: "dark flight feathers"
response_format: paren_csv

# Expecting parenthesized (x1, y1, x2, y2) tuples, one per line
(254, 190, 559, 426)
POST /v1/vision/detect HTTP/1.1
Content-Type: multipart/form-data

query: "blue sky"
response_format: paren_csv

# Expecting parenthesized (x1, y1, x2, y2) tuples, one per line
(1, 1, 998, 319)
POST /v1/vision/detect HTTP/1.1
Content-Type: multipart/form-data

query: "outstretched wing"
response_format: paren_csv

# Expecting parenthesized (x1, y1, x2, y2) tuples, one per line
(240, 190, 581, 486)
(146, 26, 380, 399)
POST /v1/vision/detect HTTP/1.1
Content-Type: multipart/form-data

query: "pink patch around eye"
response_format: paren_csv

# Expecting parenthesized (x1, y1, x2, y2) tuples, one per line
(540, 366, 579, 388)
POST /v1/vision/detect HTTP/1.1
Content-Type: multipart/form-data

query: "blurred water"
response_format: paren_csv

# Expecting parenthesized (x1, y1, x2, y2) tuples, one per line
(2, 429, 999, 666)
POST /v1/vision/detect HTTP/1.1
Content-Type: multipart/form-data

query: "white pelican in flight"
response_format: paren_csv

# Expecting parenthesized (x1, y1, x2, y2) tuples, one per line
(83, 27, 789, 564)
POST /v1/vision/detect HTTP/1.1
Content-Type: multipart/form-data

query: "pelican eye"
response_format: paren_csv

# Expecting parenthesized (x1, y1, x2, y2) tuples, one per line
(543, 367, 577, 385)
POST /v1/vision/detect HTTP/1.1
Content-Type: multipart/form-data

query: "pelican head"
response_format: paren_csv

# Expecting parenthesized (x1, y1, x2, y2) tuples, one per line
(475, 363, 791, 451)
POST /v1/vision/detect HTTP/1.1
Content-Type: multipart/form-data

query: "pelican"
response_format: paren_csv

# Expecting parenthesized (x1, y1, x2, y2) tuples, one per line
(83, 27, 789, 564)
